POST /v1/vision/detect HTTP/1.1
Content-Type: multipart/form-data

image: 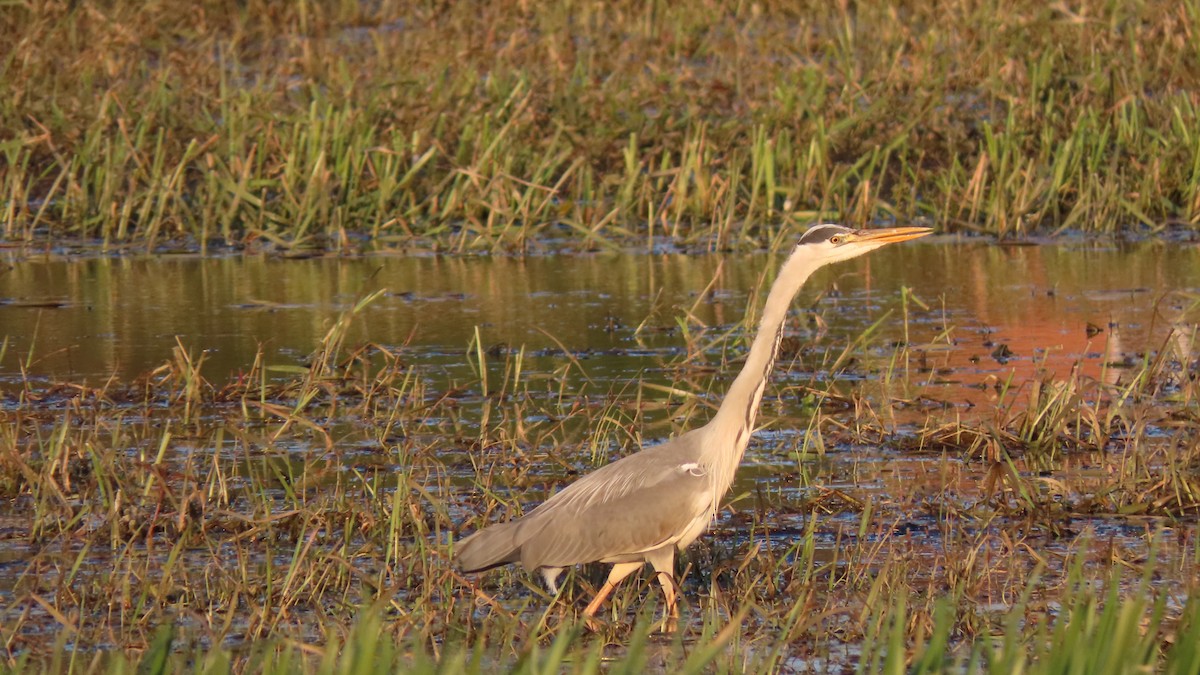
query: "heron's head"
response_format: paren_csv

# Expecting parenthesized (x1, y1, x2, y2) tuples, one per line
(794, 224, 933, 265)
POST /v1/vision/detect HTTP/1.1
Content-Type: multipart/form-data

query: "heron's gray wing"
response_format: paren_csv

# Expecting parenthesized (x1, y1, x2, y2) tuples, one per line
(514, 455, 711, 570)
(455, 519, 522, 573)
(524, 430, 703, 516)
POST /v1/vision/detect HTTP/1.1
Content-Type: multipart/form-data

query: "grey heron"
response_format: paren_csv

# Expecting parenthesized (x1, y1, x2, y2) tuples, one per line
(455, 224, 932, 625)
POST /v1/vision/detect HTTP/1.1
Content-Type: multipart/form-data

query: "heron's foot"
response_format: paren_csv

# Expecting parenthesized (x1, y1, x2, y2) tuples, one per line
(656, 615, 679, 634)
(583, 614, 605, 633)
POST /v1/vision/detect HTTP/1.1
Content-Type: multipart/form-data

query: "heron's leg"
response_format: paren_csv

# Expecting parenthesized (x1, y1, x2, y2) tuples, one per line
(582, 561, 643, 620)
(646, 549, 679, 631)
(655, 572, 678, 617)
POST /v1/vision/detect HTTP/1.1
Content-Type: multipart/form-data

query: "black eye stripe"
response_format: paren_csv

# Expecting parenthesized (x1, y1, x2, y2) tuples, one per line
(798, 224, 852, 245)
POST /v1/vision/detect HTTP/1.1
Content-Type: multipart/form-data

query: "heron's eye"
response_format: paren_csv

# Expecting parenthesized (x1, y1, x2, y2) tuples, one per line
(829, 235, 843, 245)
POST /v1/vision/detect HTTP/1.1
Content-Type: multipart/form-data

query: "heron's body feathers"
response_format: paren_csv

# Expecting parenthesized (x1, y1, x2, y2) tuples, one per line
(456, 429, 715, 573)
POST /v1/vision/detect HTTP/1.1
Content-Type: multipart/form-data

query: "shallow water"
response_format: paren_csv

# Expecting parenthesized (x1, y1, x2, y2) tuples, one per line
(4, 240, 1198, 539)
(3, 240, 1196, 399)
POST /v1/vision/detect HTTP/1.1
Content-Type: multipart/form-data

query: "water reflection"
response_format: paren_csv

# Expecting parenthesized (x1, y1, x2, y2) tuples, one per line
(1, 242, 1198, 403)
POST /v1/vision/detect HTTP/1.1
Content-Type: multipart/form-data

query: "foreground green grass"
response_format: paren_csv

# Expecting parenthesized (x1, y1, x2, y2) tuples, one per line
(3, 0, 1200, 249)
(8, 569, 1200, 674)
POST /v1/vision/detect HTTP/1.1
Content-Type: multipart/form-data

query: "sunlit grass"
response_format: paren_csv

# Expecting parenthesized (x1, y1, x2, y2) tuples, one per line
(3, 1, 1200, 249)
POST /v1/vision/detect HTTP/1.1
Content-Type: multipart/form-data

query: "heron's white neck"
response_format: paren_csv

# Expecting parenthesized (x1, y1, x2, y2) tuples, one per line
(703, 249, 822, 490)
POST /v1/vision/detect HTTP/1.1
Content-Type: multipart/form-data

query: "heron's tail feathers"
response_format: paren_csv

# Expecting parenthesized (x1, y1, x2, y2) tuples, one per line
(455, 521, 522, 572)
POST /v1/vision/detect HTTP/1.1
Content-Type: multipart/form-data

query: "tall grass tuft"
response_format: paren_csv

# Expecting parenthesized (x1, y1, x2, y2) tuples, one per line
(4, 1, 1200, 248)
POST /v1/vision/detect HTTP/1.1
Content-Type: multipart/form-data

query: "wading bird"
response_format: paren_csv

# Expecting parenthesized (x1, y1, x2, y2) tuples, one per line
(456, 224, 932, 626)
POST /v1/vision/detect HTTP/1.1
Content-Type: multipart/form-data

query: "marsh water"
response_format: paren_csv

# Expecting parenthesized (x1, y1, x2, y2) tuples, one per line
(3, 239, 1199, 524)
(3, 240, 1196, 397)
(2, 239, 1199, 656)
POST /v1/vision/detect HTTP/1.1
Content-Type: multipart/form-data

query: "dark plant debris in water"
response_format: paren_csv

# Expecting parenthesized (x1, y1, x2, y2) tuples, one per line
(0, 291, 1197, 670)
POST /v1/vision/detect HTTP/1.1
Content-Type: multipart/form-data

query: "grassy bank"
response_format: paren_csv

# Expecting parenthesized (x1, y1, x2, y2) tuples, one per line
(3, 0, 1200, 250)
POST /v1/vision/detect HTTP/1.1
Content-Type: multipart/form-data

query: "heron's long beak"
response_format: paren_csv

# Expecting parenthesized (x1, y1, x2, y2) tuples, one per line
(848, 226, 934, 244)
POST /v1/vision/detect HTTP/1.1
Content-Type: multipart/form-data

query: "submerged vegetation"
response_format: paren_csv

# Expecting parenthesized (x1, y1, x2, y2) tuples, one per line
(1, 267, 1198, 671)
(3, 0, 1200, 250)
